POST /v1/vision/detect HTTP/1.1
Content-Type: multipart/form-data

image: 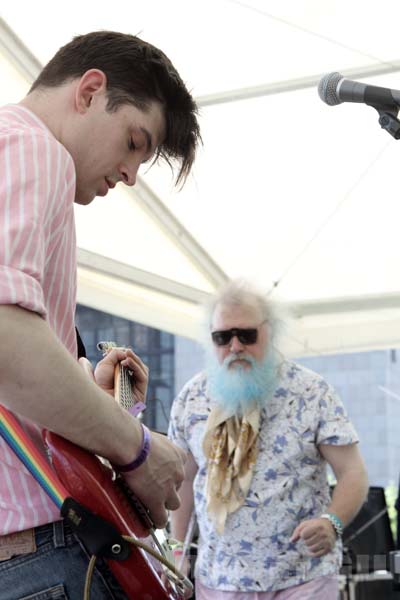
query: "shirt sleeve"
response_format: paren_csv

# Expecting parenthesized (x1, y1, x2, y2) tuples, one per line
(315, 380, 359, 446)
(0, 129, 71, 317)
(168, 383, 191, 453)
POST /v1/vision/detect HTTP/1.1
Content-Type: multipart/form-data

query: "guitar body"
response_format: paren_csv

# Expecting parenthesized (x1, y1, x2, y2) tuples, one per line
(45, 431, 180, 600)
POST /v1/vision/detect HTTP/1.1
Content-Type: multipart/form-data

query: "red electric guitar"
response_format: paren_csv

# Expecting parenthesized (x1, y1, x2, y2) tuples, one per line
(44, 342, 192, 600)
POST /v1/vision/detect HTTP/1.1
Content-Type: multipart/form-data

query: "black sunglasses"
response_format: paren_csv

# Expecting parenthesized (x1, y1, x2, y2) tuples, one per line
(211, 321, 266, 347)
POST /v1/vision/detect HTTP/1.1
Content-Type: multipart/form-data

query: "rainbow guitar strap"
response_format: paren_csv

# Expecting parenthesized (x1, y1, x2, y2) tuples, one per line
(0, 404, 131, 561)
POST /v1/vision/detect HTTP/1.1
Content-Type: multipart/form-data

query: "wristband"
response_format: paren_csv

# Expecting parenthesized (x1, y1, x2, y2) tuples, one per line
(168, 538, 185, 555)
(129, 402, 146, 417)
(111, 424, 151, 473)
(320, 512, 344, 537)
(168, 538, 184, 550)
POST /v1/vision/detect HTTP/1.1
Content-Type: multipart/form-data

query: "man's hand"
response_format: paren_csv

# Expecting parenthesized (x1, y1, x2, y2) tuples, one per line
(123, 432, 187, 529)
(79, 348, 185, 528)
(82, 347, 148, 403)
(290, 518, 336, 557)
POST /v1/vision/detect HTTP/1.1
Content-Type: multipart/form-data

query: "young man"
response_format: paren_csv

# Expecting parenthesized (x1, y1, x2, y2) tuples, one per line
(169, 279, 369, 599)
(0, 30, 200, 599)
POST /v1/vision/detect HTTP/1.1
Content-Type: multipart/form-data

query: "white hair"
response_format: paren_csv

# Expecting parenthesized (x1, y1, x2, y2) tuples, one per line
(205, 278, 283, 344)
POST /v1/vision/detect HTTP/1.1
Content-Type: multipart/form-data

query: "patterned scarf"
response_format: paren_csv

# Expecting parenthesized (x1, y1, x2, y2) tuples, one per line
(202, 404, 260, 533)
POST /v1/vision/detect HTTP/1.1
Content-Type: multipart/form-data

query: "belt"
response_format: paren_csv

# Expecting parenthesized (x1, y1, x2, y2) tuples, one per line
(0, 527, 36, 561)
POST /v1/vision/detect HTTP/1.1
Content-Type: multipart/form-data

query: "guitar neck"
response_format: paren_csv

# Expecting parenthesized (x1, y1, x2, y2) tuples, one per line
(114, 362, 136, 413)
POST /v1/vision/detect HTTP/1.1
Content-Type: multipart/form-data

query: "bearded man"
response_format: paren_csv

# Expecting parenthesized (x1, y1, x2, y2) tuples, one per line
(168, 279, 368, 600)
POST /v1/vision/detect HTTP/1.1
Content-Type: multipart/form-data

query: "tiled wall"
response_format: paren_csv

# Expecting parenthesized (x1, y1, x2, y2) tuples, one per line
(291, 350, 400, 488)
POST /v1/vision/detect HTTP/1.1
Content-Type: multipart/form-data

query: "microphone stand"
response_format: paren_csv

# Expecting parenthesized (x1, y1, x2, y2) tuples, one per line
(343, 506, 389, 548)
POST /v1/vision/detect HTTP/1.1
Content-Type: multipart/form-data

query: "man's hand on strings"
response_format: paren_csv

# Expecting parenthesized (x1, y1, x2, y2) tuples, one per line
(124, 432, 187, 529)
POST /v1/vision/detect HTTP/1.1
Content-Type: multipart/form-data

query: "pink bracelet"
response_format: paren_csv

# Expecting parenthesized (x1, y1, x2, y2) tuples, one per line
(111, 424, 151, 473)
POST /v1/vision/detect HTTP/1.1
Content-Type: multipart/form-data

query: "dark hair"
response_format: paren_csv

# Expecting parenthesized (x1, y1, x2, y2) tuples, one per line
(30, 31, 201, 185)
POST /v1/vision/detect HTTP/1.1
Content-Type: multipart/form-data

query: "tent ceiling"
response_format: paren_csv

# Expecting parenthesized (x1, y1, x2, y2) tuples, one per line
(2, 2, 400, 356)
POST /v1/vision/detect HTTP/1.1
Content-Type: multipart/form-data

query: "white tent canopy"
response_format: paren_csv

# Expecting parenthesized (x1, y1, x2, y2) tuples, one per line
(2, 1, 400, 356)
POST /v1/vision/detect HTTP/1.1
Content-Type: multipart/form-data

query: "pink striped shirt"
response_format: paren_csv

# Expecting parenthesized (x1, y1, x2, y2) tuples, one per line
(0, 104, 77, 534)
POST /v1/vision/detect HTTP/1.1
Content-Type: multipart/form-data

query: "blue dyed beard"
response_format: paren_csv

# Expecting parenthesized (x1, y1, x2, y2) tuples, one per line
(206, 348, 278, 416)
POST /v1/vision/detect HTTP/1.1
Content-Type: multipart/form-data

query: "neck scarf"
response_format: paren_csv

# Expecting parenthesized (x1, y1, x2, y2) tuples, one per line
(202, 403, 260, 533)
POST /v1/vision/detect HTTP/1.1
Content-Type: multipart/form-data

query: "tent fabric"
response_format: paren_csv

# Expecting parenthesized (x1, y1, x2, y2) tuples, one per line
(1, 1, 400, 356)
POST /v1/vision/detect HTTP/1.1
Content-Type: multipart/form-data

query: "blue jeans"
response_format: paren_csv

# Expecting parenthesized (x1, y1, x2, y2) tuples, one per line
(0, 521, 129, 599)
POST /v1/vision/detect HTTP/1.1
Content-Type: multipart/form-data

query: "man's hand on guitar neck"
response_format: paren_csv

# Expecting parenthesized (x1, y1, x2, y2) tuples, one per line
(123, 432, 187, 529)
(80, 347, 148, 403)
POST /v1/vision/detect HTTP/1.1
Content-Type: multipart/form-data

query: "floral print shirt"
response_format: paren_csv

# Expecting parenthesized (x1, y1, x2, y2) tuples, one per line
(168, 360, 359, 592)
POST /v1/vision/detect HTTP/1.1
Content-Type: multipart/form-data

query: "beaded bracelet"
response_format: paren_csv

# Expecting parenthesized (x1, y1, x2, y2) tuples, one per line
(111, 423, 151, 473)
(320, 512, 344, 537)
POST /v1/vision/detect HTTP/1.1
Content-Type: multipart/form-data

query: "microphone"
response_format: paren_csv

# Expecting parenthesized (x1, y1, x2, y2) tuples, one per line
(318, 71, 400, 109)
(318, 71, 400, 139)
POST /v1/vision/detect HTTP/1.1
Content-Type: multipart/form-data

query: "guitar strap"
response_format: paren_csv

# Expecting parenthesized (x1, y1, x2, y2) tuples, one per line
(0, 404, 68, 509)
(0, 404, 131, 561)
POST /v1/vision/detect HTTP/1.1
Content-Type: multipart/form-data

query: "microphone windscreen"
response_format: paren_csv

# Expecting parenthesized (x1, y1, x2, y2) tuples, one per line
(318, 72, 343, 105)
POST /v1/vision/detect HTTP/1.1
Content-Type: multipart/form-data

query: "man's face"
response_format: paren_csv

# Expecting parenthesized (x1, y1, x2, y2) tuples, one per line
(211, 302, 268, 369)
(69, 90, 165, 205)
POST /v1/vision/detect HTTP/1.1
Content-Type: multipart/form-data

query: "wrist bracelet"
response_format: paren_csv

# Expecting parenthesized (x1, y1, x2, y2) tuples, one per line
(320, 512, 344, 537)
(111, 424, 151, 473)
(168, 538, 184, 549)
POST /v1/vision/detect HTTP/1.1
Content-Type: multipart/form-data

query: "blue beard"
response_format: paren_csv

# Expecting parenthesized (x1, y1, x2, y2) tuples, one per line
(206, 348, 278, 416)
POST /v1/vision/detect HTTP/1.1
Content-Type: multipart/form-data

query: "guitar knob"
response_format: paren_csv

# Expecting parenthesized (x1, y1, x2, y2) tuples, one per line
(111, 544, 122, 555)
